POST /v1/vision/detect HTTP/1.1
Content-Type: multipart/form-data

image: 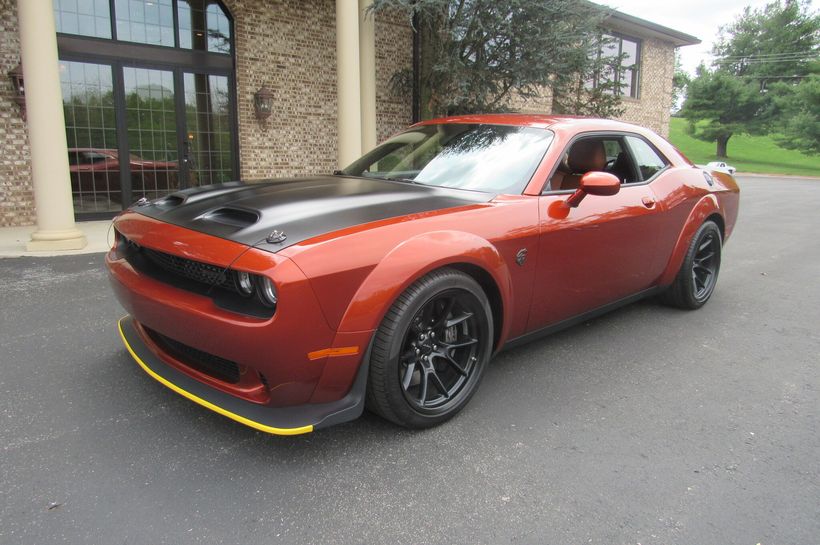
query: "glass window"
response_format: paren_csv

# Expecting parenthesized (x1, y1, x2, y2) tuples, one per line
(54, 0, 112, 39)
(591, 35, 640, 99)
(625, 136, 667, 181)
(61, 60, 120, 213)
(343, 124, 554, 194)
(178, 1, 232, 53)
(115, 0, 175, 47)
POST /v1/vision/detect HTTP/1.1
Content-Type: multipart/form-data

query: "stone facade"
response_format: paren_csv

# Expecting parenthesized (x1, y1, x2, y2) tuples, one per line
(221, 0, 412, 180)
(0, 0, 34, 227)
(0, 1, 678, 227)
(617, 37, 676, 137)
(506, 36, 676, 137)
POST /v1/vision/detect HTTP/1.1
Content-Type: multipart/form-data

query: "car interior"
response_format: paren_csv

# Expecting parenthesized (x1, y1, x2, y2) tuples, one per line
(548, 135, 668, 192)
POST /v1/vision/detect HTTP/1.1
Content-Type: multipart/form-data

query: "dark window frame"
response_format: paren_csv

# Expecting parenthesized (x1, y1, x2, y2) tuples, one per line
(590, 33, 642, 99)
(54, 0, 239, 221)
(540, 131, 670, 195)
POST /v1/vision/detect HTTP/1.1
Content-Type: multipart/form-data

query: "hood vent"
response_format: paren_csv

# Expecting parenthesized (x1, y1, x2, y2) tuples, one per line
(155, 195, 185, 209)
(198, 207, 260, 228)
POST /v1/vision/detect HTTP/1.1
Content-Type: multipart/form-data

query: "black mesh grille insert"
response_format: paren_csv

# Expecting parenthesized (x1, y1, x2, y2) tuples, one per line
(146, 328, 241, 384)
(142, 247, 237, 292)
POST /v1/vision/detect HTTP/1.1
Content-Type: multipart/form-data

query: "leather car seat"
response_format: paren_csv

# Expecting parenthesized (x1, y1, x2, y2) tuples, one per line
(551, 139, 607, 191)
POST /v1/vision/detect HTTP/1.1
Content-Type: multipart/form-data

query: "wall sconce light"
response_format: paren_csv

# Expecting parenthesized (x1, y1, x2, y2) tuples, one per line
(8, 62, 25, 118)
(254, 84, 274, 121)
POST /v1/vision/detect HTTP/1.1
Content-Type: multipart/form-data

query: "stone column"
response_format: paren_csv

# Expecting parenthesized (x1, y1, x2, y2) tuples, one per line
(336, 0, 363, 168)
(18, 0, 86, 251)
(358, 0, 377, 153)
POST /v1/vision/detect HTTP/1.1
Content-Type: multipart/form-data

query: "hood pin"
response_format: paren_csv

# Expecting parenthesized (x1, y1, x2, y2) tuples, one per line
(266, 230, 287, 244)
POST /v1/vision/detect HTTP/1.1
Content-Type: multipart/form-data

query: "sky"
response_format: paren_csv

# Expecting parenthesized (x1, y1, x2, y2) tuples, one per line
(606, 0, 779, 75)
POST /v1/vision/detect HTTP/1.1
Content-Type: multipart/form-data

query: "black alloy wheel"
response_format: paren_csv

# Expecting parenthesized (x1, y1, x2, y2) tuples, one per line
(691, 229, 720, 300)
(399, 290, 481, 411)
(661, 220, 723, 309)
(366, 268, 493, 428)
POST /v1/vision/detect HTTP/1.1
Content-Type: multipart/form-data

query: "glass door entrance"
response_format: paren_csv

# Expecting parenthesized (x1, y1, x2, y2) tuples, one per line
(55, 0, 237, 219)
(123, 66, 181, 203)
(61, 61, 237, 217)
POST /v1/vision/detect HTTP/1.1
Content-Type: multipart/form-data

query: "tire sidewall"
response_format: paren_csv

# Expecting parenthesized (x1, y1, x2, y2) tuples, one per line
(681, 221, 722, 308)
(376, 270, 493, 428)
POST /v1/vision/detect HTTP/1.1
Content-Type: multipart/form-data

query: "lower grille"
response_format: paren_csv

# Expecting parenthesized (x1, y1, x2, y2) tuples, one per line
(142, 247, 237, 293)
(146, 328, 241, 384)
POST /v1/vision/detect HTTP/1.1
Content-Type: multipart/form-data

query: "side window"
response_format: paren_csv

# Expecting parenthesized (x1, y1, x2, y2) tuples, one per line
(625, 136, 668, 181)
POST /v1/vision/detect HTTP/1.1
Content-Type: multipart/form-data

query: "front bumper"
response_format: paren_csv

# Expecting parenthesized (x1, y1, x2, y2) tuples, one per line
(118, 316, 369, 435)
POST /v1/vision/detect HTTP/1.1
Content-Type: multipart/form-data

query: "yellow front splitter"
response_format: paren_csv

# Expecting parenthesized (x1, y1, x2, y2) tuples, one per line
(117, 316, 369, 436)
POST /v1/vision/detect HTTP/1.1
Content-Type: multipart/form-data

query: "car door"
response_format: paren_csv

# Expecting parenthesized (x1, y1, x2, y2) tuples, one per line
(526, 133, 669, 332)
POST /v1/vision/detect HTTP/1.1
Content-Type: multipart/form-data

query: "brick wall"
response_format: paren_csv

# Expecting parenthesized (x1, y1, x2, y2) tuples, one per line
(618, 37, 676, 137)
(0, 0, 34, 227)
(226, 0, 411, 180)
(506, 37, 676, 138)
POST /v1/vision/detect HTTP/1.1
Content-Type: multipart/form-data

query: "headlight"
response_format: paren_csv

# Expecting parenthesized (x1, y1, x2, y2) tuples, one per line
(235, 271, 254, 296)
(256, 277, 278, 307)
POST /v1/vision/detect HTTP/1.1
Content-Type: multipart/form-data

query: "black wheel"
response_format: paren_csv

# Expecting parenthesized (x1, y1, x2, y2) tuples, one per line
(366, 268, 493, 428)
(661, 220, 722, 309)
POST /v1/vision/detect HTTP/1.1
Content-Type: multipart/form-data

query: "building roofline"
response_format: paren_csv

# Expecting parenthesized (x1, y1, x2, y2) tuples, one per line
(601, 6, 701, 47)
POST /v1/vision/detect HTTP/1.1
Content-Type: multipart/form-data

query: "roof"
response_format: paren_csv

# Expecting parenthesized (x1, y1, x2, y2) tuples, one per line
(416, 113, 653, 132)
(601, 6, 701, 47)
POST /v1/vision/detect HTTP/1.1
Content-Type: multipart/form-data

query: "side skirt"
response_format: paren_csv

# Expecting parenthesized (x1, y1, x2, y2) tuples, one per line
(503, 287, 662, 351)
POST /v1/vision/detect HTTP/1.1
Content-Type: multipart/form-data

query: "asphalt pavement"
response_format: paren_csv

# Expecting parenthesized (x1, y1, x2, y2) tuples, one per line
(1, 176, 818, 545)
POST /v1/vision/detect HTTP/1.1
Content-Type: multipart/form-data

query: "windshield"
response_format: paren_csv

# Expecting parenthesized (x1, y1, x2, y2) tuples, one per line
(342, 124, 554, 194)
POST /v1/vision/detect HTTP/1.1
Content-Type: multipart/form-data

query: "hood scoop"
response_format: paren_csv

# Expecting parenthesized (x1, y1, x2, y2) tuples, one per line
(197, 207, 260, 229)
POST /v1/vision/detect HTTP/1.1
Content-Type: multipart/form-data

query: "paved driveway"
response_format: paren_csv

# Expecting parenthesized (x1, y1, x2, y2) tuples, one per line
(2, 176, 818, 544)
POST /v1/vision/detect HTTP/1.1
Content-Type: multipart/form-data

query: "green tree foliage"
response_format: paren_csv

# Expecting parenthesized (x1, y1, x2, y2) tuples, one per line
(681, 67, 767, 158)
(768, 75, 820, 154)
(370, 0, 623, 118)
(682, 0, 819, 157)
(672, 51, 690, 111)
(713, 0, 818, 87)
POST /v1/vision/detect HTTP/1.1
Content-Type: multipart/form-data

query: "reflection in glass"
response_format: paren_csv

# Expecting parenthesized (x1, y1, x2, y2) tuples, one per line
(61, 61, 120, 213)
(183, 73, 234, 186)
(343, 124, 554, 194)
(178, 0, 232, 53)
(123, 67, 180, 202)
(115, 0, 174, 46)
(54, 0, 112, 38)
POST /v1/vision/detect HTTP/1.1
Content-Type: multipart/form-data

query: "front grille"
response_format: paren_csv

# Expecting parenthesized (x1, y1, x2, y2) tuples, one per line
(146, 327, 240, 383)
(116, 230, 274, 318)
(142, 246, 237, 293)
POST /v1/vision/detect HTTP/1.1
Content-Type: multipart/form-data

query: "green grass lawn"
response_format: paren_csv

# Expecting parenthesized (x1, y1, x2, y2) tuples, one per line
(668, 117, 820, 177)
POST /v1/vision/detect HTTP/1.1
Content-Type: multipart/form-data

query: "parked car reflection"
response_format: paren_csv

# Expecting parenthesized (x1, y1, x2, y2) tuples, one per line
(68, 148, 181, 205)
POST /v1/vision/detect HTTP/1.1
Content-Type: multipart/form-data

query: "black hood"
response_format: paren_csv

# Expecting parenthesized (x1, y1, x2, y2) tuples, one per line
(132, 176, 493, 252)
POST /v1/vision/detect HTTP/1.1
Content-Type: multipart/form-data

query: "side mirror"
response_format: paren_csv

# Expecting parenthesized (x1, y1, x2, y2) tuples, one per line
(565, 171, 621, 208)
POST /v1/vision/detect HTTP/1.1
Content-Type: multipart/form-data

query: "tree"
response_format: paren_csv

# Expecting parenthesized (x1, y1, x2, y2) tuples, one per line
(370, 0, 620, 118)
(768, 75, 820, 154)
(680, 67, 766, 158)
(672, 50, 690, 112)
(713, 0, 818, 89)
(681, 0, 819, 157)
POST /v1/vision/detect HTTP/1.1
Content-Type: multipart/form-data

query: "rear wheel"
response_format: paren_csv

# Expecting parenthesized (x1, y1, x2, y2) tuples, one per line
(661, 220, 722, 309)
(366, 268, 493, 428)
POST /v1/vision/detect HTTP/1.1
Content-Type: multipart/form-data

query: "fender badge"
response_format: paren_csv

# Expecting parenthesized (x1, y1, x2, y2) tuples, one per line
(515, 248, 528, 266)
(266, 230, 287, 244)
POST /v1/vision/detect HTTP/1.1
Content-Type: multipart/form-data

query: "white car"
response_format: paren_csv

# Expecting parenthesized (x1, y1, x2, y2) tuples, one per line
(706, 161, 736, 175)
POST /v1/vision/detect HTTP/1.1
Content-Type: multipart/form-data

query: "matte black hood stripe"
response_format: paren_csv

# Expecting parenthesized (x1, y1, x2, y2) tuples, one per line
(133, 176, 494, 251)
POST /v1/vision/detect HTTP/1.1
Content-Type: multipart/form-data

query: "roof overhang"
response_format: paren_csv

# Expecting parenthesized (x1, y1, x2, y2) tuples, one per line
(601, 7, 701, 47)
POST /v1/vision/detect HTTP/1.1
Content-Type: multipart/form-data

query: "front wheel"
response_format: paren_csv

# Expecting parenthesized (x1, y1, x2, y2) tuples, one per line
(661, 220, 722, 309)
(366, 268, 493, 428)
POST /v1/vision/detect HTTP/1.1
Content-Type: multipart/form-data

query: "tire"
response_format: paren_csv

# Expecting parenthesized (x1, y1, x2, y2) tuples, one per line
(661, 220, 722, 309)
(366, 268, 493, 429)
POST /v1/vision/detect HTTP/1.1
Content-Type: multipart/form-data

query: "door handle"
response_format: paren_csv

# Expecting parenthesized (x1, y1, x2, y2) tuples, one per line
(641, 196, 656, 208)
